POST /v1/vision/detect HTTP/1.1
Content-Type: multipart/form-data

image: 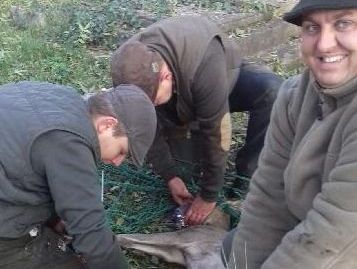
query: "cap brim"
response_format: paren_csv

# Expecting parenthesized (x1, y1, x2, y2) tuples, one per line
(128, 141, 146, 167)
(284, 2, 357, 26)
(111, 84, 157, 167)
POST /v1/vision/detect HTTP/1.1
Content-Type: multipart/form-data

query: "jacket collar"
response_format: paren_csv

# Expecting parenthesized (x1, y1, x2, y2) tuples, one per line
(313, 73, 357, 100)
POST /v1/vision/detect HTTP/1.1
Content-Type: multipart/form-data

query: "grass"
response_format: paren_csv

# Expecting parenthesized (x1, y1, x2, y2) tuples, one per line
(0, 0, 242, 90)
(0, 1, 111, 91)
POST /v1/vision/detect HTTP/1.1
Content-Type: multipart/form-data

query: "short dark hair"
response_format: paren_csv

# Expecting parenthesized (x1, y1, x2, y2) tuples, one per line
(110, 41, 163, 101)
(85, 90, 126, 137)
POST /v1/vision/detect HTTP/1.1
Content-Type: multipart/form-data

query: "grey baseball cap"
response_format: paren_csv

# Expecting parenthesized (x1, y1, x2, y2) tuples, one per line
(107, 84, 157, 166)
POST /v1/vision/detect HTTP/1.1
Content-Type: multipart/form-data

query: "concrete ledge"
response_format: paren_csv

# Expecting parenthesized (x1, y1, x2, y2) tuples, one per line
(234, 18, 299, 56)
(213, 13, 265, 32)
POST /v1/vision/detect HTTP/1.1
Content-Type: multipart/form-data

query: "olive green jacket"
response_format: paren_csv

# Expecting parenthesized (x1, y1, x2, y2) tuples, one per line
(128, 15, 242, 201)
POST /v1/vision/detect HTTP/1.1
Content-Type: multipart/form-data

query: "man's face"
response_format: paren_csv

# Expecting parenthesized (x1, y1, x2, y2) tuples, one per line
(98, 126, 129, 166)
(300, 9, 357, 88)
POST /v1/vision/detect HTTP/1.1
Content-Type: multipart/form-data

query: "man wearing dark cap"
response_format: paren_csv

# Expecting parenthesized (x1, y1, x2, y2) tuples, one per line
(223, 1, 357, 268)
(0, 81, 157, 269)
(110, 15, 283, 225)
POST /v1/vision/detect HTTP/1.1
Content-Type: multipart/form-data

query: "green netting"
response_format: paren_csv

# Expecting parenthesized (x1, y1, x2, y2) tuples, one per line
(99, 161, 247, 234)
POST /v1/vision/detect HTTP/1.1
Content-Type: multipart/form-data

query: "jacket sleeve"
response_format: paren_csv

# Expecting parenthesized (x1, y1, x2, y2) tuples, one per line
(191, 38, 232, 201)
(228, 77, 299, 269)
(259, 98, 357, 268)
(31, 131, 128, 269)
(146, 121, 179, 181)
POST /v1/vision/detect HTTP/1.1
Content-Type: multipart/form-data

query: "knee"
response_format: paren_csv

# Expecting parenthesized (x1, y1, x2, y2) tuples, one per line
(263, 73, 283, 93)
(259, 73, 283, 106)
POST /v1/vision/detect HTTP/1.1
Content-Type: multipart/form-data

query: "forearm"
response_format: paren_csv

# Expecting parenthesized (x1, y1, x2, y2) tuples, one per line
(261, 171, 357, 269)
(231, 148, 298, 268)
(198, 127, 228, 201)
(262, 113, 357, 269)
(79, 227, 128, 269)
(228, 81, 298, 268)
(193, 38, 233, 201)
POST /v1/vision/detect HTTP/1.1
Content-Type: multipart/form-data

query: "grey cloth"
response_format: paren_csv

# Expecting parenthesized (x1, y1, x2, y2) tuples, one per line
(227, 71, 357, 268)
(0, 81, 128, 269)
(283, 0, 357, 26)
(0, 227, 85, 269)
(31, 131, 128, 269)
(109, 85, 157, 166)
(0, 81, 99, 238)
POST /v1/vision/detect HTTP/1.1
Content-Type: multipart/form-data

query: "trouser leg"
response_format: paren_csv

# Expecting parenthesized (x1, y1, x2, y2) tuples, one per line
(229, 62, 283, 178)
(0, 227, 85, 269)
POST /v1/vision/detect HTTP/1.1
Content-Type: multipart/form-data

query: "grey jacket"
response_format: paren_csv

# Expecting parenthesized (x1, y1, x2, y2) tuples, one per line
(229, 70, 357, 269)
(0, 81, 127, 269)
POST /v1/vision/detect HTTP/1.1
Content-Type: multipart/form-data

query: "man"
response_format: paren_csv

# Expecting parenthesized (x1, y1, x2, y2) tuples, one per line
(223, 0, 357, 268)
(110, 16, 283, 225)
(0, 81, 157, 269)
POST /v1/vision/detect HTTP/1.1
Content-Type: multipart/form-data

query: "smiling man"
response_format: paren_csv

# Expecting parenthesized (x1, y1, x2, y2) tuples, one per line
(223, 0, 357, 268)
(0, 82, 156, 269)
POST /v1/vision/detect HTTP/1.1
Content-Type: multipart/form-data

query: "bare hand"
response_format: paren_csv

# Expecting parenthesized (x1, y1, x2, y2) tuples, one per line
(185, 196, 216, 226)
(168, 176, 194, 205)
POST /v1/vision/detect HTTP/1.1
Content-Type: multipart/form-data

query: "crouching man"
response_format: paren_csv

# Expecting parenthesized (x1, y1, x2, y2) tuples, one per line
(0, 81, 156, 269)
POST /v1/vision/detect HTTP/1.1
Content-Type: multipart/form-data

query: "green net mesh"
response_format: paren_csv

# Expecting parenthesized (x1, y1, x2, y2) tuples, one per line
(100, 161, 247, 234)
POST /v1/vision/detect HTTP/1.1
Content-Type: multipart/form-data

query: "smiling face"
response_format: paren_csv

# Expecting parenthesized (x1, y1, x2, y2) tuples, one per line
(300, 9, 357, 88)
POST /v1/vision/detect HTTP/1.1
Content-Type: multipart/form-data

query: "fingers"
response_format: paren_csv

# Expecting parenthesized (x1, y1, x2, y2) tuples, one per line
(173, 192, 194, 205)
(173, 195, 186, 205)
(53, 219, 67, 234)
(168, 176, 193, 205)
(185, 197, 216, 226)
(185, 209, 207, 225)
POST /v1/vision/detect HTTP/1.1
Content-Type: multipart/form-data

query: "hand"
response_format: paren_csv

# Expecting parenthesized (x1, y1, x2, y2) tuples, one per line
(53, 219, 67, 234)
(47, 216, 67, 234)
(185, 196, 216, 226)
(168, 176, 194, 205)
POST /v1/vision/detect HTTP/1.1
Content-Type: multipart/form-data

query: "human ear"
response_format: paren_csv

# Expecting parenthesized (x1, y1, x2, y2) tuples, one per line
(159, 63, 172, 82)
(166, 71, 172, 81)
(96, 116, 118, 134)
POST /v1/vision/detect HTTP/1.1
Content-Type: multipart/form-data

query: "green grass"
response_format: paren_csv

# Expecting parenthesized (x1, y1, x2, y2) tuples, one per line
(0, 1, 111, 91)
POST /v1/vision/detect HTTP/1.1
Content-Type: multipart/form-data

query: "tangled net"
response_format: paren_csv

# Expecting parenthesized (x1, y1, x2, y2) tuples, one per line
(99, 161, 247, 234)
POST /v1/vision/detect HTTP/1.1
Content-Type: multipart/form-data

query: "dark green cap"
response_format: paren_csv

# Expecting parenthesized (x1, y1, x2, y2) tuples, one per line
(283, 0, 357, 26)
